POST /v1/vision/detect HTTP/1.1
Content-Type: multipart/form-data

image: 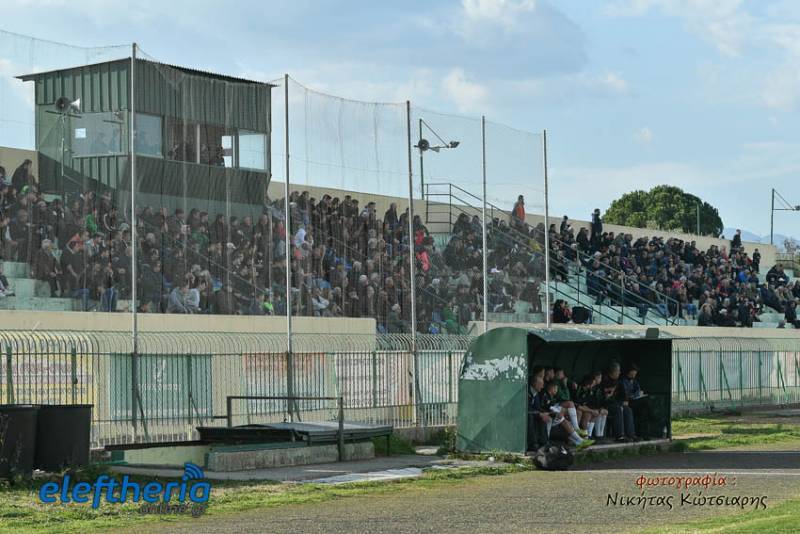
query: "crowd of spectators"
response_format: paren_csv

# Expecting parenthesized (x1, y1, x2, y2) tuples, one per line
(1, 156, 796, 331)
(549, 211, 799, 327)
(0, 159, 533, 333)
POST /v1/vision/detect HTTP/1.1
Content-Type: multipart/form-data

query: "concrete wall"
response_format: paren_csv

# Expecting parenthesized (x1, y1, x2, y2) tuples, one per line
(206, 441, 374, 471)
(0, 308, 375, 335)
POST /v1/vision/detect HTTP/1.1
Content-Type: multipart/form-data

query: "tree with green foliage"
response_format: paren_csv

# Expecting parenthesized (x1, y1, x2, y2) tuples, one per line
(603, 185, 723, 236)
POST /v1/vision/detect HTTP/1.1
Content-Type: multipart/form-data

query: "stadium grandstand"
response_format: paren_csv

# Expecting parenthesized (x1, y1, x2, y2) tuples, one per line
(0, 31, 793, 333)
(1, 31, 799, 450)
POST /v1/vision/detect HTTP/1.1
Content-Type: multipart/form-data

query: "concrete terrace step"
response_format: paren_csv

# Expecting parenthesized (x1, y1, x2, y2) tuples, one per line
(0, 296, 76, 311)
(4, 278, 40, 298)
(1, 261, 30, 278)
(0, 295, 134, 312)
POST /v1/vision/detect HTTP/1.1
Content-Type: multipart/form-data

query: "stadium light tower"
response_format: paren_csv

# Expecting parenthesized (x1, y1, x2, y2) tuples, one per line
(770, 188, 800, 245)
(415, 118, 460, 199)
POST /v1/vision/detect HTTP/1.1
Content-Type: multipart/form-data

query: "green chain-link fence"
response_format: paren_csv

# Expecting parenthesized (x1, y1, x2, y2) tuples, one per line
(1, 331, 798, 447)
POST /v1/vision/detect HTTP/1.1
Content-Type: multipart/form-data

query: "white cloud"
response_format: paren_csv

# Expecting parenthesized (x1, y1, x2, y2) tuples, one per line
(606, 0, 800, 111)
(634, 126, 653, 143)
(458, 0, 538, 37)
(590, 72, 630, 95)
(442, 68, 489, 113)
(605, 0, 752, 57)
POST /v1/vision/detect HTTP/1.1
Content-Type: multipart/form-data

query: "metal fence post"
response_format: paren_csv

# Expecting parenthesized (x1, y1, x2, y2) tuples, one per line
(130, 351, 137, 433)
(738, 348, 744, 407)
(70, 345, 77, 404)
(413, 349, 422, 427)
(447, 350, 453, 405)
(286, 350, 295, 421)
(338, 395, 345, 462)
(698, 350, 708, 406)
(5, 344, 13, 404)
(758, 350, 763, 401)
(186, 354, 193, 427)
(371, 351, 378, 410)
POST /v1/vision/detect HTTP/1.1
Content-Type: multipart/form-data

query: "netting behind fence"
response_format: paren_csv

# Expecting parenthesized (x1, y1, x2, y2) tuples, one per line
(1, 29, 551, 337)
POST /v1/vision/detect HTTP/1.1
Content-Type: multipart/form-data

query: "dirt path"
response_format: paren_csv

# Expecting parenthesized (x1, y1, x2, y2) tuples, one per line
(134, 446, 800, 534)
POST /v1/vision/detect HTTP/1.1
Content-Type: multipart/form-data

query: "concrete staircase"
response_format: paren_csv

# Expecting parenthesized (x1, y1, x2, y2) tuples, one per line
(544, 272, 695, 327)
(0, 260, 133, 313)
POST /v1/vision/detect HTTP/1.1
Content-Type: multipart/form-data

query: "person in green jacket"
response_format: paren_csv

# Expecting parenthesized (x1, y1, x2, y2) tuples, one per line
(554, 367, 584, 435)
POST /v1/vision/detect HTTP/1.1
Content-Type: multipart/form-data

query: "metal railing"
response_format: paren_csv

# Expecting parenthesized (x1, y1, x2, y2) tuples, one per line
(1, 331, 798, 447)
(423, 181, 681, 326)
(226, 395, 347, 460)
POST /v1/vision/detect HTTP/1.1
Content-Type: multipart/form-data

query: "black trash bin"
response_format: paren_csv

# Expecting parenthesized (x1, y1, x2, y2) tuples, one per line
(0, 404, 39, 478)
(34, 404, 93, 472)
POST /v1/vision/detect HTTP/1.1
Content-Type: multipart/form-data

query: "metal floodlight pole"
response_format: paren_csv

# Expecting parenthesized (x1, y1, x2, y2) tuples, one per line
(129, 42, 140, 436)
(418, 118, 425, 199)
(283, 74, 293, 352)
(284, 74, 295, 421)
(770, 189, 800, 246)
(542, 130, 551, 328)
(130, 42, 138, 354)
(406, 101, 417, 349)
(481, 116, 488, 333)
(770, 188, 775, 245)
(59, 114, 66, 203)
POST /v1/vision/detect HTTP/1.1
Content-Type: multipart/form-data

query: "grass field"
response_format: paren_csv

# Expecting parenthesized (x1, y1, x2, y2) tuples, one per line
(672, 415, 800, 450)
(645, 497, 800, 534)
(0, 465, 526, 533)
(1, 413, 799, 533)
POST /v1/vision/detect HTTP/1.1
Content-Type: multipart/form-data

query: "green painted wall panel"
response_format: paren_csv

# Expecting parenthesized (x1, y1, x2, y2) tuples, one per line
(457, 328, 529, 453)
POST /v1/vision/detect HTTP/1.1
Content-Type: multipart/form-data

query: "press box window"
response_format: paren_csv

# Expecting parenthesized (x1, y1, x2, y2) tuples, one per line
(135, 113, 163, 157)
(238, 130, 266, 171)
(71, 112, 126, 157)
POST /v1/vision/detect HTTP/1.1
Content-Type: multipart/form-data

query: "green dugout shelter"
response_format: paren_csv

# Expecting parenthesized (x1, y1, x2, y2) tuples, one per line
(456, 327, 672, 454)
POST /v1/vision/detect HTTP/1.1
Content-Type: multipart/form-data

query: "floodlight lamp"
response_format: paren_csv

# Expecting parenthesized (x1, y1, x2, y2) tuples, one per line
(417, 138, 430, 151)
(449, 141, 460, 148)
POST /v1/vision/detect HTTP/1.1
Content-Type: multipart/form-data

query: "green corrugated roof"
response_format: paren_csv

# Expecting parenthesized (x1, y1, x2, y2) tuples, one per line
(527, 327, 674, 343)
(17, 58, 274, 86)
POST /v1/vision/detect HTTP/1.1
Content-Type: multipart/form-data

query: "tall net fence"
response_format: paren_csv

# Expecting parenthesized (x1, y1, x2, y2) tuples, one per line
(281, 78, 413, 331)
(0, 31, 130, 312)
(0, 29, 547, 337)
(127, 48, 277, 322)
(410, 107, 547, 332)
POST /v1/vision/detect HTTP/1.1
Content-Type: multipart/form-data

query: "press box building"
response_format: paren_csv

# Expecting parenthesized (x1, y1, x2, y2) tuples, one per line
(19, 58, 274, 214)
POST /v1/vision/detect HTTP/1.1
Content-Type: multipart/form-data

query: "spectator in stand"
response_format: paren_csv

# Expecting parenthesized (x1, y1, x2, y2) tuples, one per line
(11, 159, 33, 194)
(752, 248, 761, 273)
(552, 299, 571, 323)
(731, 229, 742, 252)
(0, 263, 13, 298)
(766, 265, 789, 287)
(559, 215, 570, 237)
(590, 208, 602, 250)
(33, 239, 61, 297)
(511, 195, 526, 230)
(784, 300, 800, 328)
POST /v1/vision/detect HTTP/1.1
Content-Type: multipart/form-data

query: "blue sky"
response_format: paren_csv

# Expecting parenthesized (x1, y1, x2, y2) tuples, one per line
(2, 0, 800, 236)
